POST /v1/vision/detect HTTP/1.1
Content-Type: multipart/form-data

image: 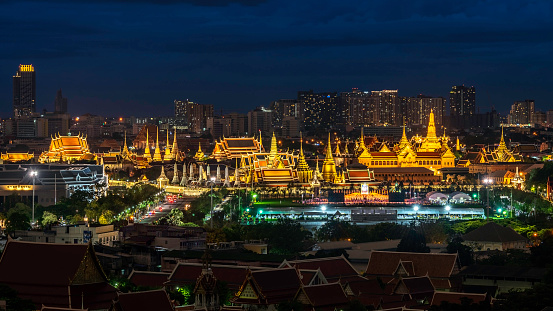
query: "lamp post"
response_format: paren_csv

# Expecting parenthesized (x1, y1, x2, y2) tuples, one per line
(30, 171, 37, 226)
(483, 178, 492, 219)
(210, 177, 215, 229)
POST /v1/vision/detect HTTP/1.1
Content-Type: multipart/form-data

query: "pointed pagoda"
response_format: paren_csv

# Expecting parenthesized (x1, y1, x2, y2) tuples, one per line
(164, 130, 172, 161)
(296, 133, 313, 183)
(153, 127, 163, 162)
(496, 126, 511, 161)
(143, 129, 151, 160)
(418, 109, 442, 152)
(171, 128, 179, 161)
(396, 120, 412, 152)
(311, 156, 321, 187)
(157, 165, 169, 188)
(180, 163, 188, 186)
(172, 162, 180, 184)
(121, 131, 131, 159)
(269, 132, 284, 168)
(321, 133, 337, 183)
(195, 142, 205, 160)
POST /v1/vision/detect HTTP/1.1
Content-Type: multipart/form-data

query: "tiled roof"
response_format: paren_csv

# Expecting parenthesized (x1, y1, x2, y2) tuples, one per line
(281, 256, 359, 280)
(0, 241, 92, 286)
(462, 222, 527, 243)
(300, 283, 349, 307)
(431, 291, 487, 306)
(365, 251, 457, 279)
(167, 263, 269, 291)
(114, 290, 174, 311)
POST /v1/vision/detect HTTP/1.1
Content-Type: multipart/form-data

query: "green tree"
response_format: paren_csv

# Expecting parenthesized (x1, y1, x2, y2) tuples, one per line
(315, 220, 352, 241)
(41, 211, 58, 228)
(446, 237, 474, 267)
(397, 228, 429, 253)
(0, 284, 36, 311)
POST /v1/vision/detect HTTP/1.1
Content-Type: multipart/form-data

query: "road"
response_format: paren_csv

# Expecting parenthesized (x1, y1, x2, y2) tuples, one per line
(134, 196, 196, 224)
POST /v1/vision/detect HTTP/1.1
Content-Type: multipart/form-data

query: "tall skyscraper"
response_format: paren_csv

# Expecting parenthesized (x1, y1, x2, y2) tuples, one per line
(54, 89, 68, 114)
(298, 90, 339, 132)
(402, 95, 446, 128)
(174, 99, 213, 133)
(449, 85, 475, 117)
(13, 64, 36, 118)
(508, 100, 535, 125)
(371, 90, 400, 125)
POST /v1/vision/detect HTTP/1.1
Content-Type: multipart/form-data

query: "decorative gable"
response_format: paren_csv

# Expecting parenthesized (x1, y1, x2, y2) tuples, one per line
(239, 282, 258, 299)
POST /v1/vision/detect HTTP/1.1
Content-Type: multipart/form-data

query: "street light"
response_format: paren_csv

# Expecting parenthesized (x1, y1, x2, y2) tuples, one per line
(483, 178, 492, 219)
(31, 171, 37, 226)
(210, 177, 215, 229)
(445, 205, 451, 218)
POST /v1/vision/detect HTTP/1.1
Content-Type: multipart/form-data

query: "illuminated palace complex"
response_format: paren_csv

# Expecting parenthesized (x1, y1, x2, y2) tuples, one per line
(208, 110, 456, 187)
(34, 110, 523, 192)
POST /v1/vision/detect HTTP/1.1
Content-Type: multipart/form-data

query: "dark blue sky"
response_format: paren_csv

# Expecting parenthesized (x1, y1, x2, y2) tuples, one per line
(1, 0, 553, 117)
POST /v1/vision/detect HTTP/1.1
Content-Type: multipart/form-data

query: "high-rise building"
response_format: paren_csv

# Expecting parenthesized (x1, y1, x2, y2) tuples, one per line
(270, 99, 303, 136)
(449, 85, 475, 117)
(247, 106, 273, 135)
(225, 112, 248, 136)
(546, 110, 553, 128)
(13, 64, 36, 118)
(402, 95, 446, 128)
(341, 89, 377, 127)
(372, 90, 400, 125)
(341, 89, 401, 127)
(174, 100, 213, 133)
(508, 100, 535, 125)
(54, 89, 68, 114)
(298, 90, 339, 132)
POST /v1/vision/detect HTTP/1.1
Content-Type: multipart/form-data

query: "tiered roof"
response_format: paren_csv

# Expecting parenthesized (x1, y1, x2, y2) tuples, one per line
(0, 241, 116, 310)
(39, 134, 95, 163)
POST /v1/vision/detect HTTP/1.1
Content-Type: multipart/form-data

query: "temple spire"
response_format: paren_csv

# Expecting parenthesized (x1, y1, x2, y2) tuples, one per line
(321, 133, 337, 183)
(271, 132, 278, 156)
(144, 128, 151, 158)
(171, 127, 179, 161)
(153, 126, 163, 162)
(164, 130, 172, 160)
(427, 109, 437, 139)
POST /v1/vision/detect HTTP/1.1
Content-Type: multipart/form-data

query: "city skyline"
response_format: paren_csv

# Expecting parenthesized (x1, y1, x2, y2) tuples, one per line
(2, 1, 553, 117)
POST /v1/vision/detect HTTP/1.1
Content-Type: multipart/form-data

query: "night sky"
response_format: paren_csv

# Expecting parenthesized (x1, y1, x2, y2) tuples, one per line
(1, 0, 553, 118)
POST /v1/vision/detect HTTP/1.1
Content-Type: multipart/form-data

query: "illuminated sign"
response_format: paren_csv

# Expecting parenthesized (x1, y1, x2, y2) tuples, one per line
(5, 185, 33, 191)
(361, 183, 369, 195)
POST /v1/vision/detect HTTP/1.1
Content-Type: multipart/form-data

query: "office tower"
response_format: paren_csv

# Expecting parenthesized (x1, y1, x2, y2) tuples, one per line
(270, 99, 303, 136)
(341, 89, 401, 127)
(54, 89, 68, 114)
(248, 106, 273, 135)
(341, 89, 376, 127)
(174, 99, 213, 133)
(372, 90, 400, 125)
(547, 110, 553, 128)
(508, 100, 535, 125)
(402, 95, 446, 128)
(13, 64, 36, 118)
(298, 90, 339, 132)
(225, 112, 248, 136)
(449, 85, 475, 117)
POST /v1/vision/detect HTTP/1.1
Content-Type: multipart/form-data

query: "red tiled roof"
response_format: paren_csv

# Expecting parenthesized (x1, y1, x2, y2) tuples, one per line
(167, 263, 268, 291)
(346, 278, 386, 296)
(397, 276, 435, 295)
(0, 241, 95, 286)
(282, 256, 359, 280)
(301, 283, 349, 307)
(129, 271, 170, 288)
(0, 241, 115, 310)
(114, 290, 174, 311)
(365, 251, 457, 279)
(431, 291, 487, 306)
